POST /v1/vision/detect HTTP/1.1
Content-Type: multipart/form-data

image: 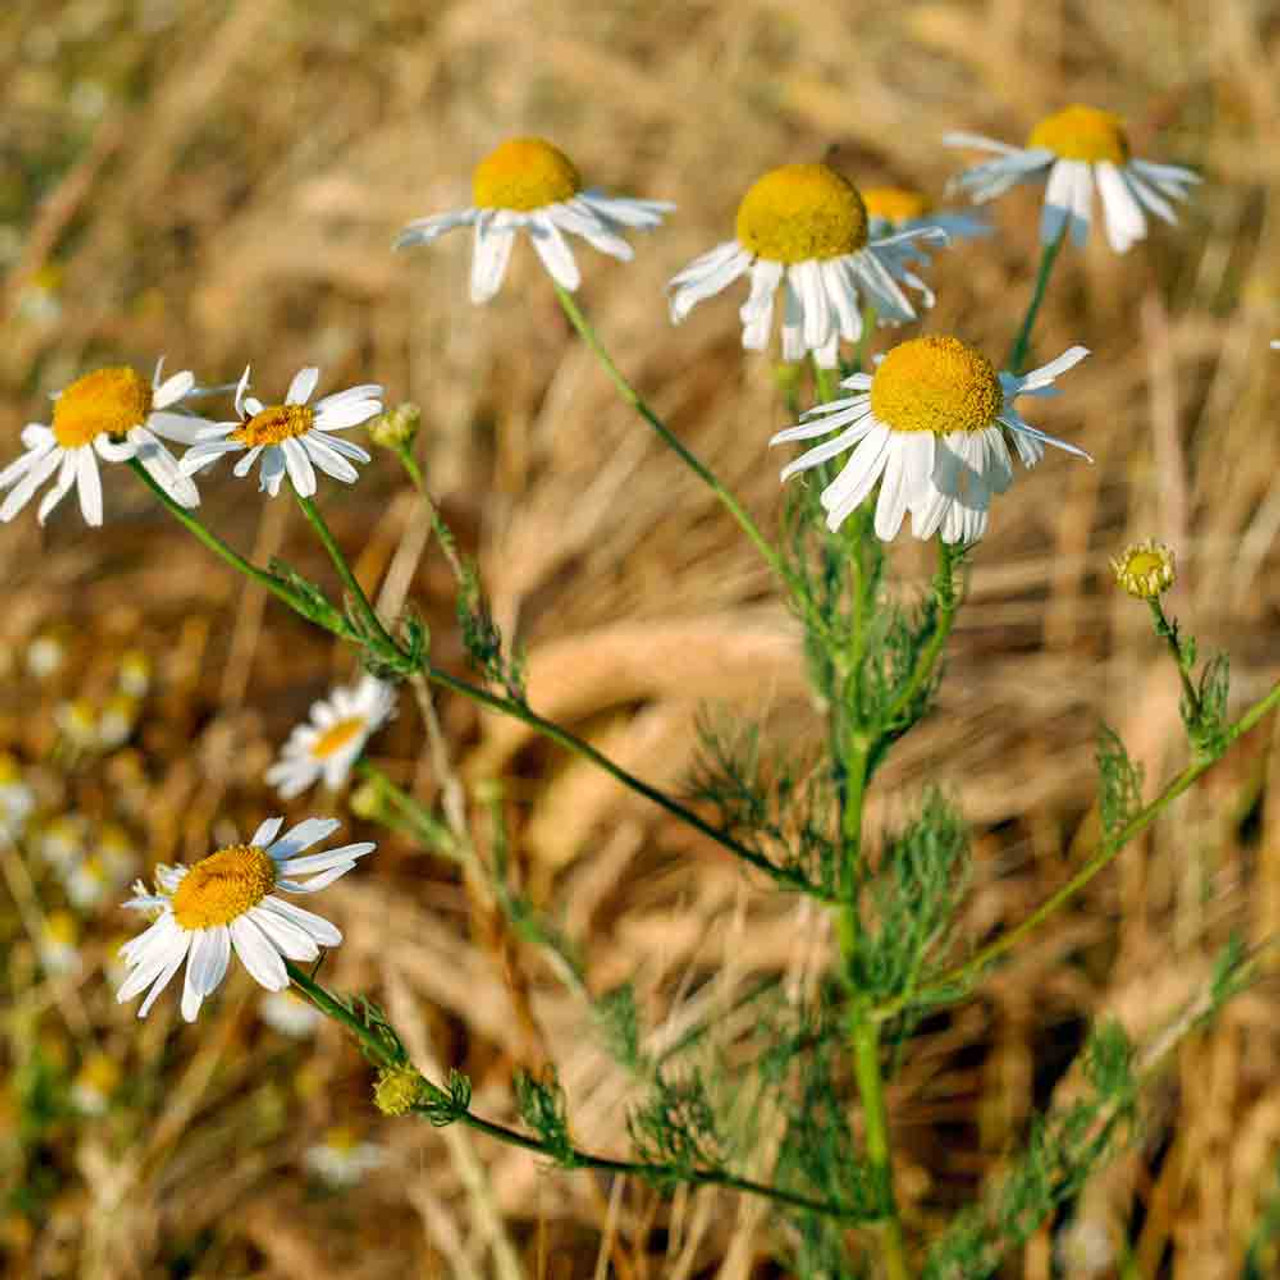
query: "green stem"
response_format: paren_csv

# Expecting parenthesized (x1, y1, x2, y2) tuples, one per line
(852, 1015, 910, 1280)
(1150, 597, 1203, 723)
(293, 490, 403, 658)
(354, 758, 459, 858)
(874, 675, 1280, 1022)
(285, 962, 864, 1223)
(391, 445, 467, 586)
(553, 284, 782, 579)
(1006, 226, 1067, 376)
(129, 460, 352, 640)
(855, 303, 878, 374)
(421, 660, 832, 901)
(813, 360, 841, 406)
(882, 539, 959, 731)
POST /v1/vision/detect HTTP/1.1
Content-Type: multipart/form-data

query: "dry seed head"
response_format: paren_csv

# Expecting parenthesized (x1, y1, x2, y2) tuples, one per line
(472, 137, 582, 212)
(870, 336, 1003, 435)
(736, 164, 868, 264)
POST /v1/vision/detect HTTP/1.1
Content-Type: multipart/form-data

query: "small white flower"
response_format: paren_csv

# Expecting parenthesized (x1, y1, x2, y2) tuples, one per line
(772, 335, 1091, 543)
(304, 1127, 385, 1188)
(96, 693, 139, 751)
(180, 366, 380, 498)
(25, 632, 67, 679)
(40, 910, 82, 975)
(117, 649, 152, 698)
(0, 361, 207, 527)
(116, 816, 374, 1022)
(71, 1052, 121, 1117)
(266, 675, 396, 800)
(37, 815, 89, 870)
(55, 698, 99, 750)
(260, 989, 325, 1038)
(945, 105, 1199, 253)
(669, 163, 944, 368)
(0, 754, 35, 842)
(395, 136, 673, 303)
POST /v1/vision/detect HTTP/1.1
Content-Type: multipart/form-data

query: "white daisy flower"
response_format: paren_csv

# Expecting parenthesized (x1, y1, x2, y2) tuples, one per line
(0, 361, 206, 527)
(40, 909, 82, 975)
(117, 649, 152, 698)
(668, 163, 944, 368)
(266, 674, 396, 800)
(771, 334, 1091, 544)
(304, 1127, 385, 1189)
(37, 815, 89, 871)
(25, 632, 67, 679)
(71, 1052, 121, 1117)
(0, 753, 35, 842)
(394, 136, 673, 303)
(180, 366, 380, 499)
(945, 105, 1200, 253)
(116, 816, 375, 1022)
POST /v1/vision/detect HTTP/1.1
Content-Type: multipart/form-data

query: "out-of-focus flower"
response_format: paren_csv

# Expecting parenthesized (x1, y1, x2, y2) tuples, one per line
(304, 1126, 385, 1188)
(0, 754, 35, 842)
(394, 136, 673, 302)
(116, 817, 374, 1021)
(259, 989, 324, 1038)
(266, 675, 397, 799)
(26, 631, 67, 679)
(55, 698, 99, 750)
(71, 1051, 122, 1116)
(772, 335, 1091, 542)
(181, 367, 380, 499)
(37, 816, 89, 871)
(946, 105, 1199, 253)
(117, 649, 152, 698)
(96, 693, 140, 751)
(39, 910, 82, 975)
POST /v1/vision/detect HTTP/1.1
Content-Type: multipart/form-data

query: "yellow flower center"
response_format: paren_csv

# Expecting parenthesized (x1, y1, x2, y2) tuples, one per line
(231, 403, 314, 447)
(472, 137, 582, 212)
(735, 164, 868, 264)
(1111, 539, 1175, 599)
(1028, 105, 1129, 164)
(171, 843, 276, 930)
(52, 367, 152, 449)
(78, 1052, 121, 1094)
(870, 336, 1003, 435)
(862, 186, 930, 225)
(311, 716, 366, 760)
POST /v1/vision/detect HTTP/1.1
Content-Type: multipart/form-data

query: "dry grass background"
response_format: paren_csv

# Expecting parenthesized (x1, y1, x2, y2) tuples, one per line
(2, 0, 1279, 1276)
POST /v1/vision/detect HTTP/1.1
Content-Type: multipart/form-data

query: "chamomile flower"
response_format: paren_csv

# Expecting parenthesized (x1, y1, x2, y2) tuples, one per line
(260, 989, 324, 1038)
(266, 675, 396, 800)
(304, 1127, 385, 1189)
(0, 361, 206, 527)
(945, 105, 1199, 253)
(25, 631, 68, 679)
(116, 816, 374, 1022)
(0, 754, 35, 842)
(39, 910, 82, 975)
(71, 1052, 121, 1117)
(668, 163, 944, 368)
(180, 366, 381, 499)
(394, 136, 673, 303)
(37, 815, 89, 871)
(771, 335, 1091, 543)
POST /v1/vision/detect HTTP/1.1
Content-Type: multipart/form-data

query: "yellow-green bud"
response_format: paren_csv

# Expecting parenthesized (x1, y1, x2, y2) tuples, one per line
(349, 781, 385, 822)
(1111, 539, 1176, 600)
(374, 1064, 425, 1116)
(367, 402, 421, 451)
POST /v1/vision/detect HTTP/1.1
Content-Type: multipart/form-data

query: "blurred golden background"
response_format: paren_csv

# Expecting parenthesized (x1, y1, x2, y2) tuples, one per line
(2, 0, 1279, 1275)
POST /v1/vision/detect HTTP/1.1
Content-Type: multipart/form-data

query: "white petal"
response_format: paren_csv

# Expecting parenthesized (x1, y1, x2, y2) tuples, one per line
(251, 816, 285, 846)
(278, 864, 356, 894)
(470, 214, 516, 304)
(286, 367, 320, 406)
(779, 275, 804, 361)
(230, 915, 288, 991)
(259, 446, 287, 496)
(302, 434, 359, 484)
(134, 430, 200, 508)
(1013, 345, 1090, 392)
(822, 425, 893, 529)
(738, 258, 782, 352)
(393, 207, 478, 250)
(281, 437, 317, 497)
(137, 949, 188, 1017)
(247, 904, 319, 962)
(269, 817, 342, 859)
(75, 449, 104, 526)
(234, 367, 252, 418)
(667, 242, 752, 323)
(260, 896, 342, 947)
(279, 841, 375, 875)
(778, 416, 877, 479)
(233, 444, 264, 477)
(1095, 161, 1146, 253)
(35, 454, 78, 524)
(153, 370, 195, 409)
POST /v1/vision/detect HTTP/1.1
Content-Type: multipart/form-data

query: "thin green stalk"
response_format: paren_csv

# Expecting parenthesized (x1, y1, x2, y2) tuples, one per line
(420, 659, 833, 901)
(1006, 226, 1067, 376)
(851, 1015, 910, 1280)
(1150, 597, 1202, 723)
(553, 283, 782, 579)
(874, 675, 1280, 1022)
(813, 360, 841, 406)
(293, 490, 403, 658)
(354, 758, 459, 858)
(882, 538, 959, 730)
(855, 303, 878, 374)
(129, 460, 351, 640)
(391, 444, 467, 586)
(285, 962, 865, 1223)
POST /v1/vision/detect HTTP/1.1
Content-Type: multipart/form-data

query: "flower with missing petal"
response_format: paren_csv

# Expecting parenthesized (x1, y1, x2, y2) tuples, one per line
(771, 335, 1091, 543)
(181, 366, 381, 498)
(116, 816, 374, 1021)
(395, 136, 673, 303)
(0, 360, 207, 526)
(668, 163, 945, 367)
(945, 105, 1199, 253)
(266, 675, 396, 799)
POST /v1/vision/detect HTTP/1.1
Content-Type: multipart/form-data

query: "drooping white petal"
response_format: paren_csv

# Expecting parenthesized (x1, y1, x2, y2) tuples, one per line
(259, 895, 343, 947)
(247, 903, 319, 962)
(229, 914, 288, 991)
(268, 817, 343, 860)
(470, 214, 516, 304)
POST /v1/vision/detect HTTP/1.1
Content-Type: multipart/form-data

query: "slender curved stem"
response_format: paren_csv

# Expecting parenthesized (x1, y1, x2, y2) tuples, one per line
(1150, 597, 1203, 724)
(1006, 227, 1067, 376)
(128, 460, 351, 639)
(286, 962, 865, 1223)
(354, 758, 459, 857)
(874, 676, 1280, 1022)
(553, 284, 782, 579)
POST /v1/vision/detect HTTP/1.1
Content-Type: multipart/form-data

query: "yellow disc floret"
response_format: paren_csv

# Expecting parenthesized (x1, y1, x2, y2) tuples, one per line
(870, 336, 1003, 435)
(1029, 105, 1129, 164)
(472, 137, 582, 212)
(1110, 539, 1175, 599)
(736, 164, 868, 264)
(862, 186, 930, 226)
(231, 404, 314, 447)
(310, 717, 365, 760)
(171, 843, 276, 930)
(52, 367, 152, 449)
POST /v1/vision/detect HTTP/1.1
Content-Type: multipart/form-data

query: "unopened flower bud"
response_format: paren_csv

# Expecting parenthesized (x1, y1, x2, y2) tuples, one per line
(367, 402, 421, 451)
(1111, 539, 1175, 599)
